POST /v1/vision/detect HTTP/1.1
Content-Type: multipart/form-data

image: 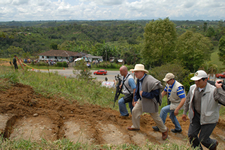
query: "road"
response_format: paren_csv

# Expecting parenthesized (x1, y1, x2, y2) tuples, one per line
(33, 68, 135, 82)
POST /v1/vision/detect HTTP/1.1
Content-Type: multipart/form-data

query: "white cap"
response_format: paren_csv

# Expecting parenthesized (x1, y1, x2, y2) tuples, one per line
(191, 70, 208, 81)
(163, 73, 175, 82)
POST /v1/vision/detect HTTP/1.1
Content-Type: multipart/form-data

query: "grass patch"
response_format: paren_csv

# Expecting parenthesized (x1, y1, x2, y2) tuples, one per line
(211, 47, 224, 71)
(0, 136, 195, 150)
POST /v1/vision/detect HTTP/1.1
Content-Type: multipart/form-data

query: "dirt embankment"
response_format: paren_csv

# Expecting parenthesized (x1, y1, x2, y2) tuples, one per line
(0, 83, 225, 148)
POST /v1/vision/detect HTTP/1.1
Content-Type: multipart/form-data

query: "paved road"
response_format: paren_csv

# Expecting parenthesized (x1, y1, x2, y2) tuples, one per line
(33, 68, 135, 82)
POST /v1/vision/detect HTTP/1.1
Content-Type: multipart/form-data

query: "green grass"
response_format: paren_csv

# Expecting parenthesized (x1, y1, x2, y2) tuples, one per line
(0, 136, 196, 150)
(211, 47, 225, 71)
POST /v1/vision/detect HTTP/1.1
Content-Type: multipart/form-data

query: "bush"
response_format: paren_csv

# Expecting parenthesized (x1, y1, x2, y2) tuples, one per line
(182, 73, 195, 93)
(37, 62, 49, 66)
(92, 62, 134, 70)
(55, 62, 68, 67)
(149, 63, 190, 87)
(73, 60, 92, 80)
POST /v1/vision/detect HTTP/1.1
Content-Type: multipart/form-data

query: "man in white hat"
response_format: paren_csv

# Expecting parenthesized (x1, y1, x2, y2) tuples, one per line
(182, 70, 225, 150)
(127, 64, 168, 140)
(152, 73, 186, 133)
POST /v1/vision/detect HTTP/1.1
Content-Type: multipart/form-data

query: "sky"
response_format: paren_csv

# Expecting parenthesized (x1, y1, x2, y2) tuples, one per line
(0, 0, 225, 21)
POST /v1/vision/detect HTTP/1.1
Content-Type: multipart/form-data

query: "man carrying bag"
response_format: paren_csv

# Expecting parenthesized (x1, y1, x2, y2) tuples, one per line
(118, 66, 136, 117)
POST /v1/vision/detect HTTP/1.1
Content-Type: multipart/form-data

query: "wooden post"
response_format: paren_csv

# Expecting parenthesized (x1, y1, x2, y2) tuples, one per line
(16, 56, 24, 70)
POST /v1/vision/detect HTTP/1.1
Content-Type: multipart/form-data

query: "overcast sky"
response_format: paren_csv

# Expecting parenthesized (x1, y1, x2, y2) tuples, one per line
(0, 0, 224, 21)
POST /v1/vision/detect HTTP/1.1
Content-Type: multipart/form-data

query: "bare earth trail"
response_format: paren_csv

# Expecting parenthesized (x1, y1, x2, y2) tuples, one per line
(0, 83, 225, 149)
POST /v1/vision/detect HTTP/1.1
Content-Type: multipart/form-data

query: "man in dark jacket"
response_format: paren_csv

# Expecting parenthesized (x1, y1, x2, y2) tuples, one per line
(13, 55, 18, 70)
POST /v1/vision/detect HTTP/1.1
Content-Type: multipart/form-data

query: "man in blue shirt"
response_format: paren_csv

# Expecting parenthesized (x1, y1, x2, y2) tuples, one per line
(152, 73, 186, 133)
(118, 66, 136, 117)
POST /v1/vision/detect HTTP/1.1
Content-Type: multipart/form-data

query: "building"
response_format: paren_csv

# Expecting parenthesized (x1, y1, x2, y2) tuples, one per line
(38, 50, 85, 62)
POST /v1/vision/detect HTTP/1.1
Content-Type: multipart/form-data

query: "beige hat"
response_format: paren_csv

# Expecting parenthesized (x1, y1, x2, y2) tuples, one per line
(191, 70, 208, 81)
(130, 64, 148, 73)
(163, 73, 175, 82)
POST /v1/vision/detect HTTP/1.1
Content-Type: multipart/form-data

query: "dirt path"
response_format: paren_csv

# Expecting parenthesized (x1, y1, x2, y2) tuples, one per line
(0, 83, 225, 149)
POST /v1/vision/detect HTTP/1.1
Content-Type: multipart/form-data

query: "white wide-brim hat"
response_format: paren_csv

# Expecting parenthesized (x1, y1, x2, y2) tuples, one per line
(130, 64, 148, 73)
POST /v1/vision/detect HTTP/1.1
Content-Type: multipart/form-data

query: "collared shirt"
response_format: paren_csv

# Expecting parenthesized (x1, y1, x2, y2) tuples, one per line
(192, 87, 205, 114)
(164, 80, 186, 99)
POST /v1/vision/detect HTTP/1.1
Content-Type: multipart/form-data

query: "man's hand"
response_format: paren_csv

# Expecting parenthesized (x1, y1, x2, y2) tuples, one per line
(119, 85, 122, 89)
(215, 80, 223, 88)
(140, 91, 143, 97)
(174, 108, 179, 116)
(182, 114, 187, 122)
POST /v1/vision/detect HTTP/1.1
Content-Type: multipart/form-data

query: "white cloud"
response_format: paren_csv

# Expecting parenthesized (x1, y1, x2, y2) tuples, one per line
(0, 0, 224, 21)
(12, 0, 29, 5)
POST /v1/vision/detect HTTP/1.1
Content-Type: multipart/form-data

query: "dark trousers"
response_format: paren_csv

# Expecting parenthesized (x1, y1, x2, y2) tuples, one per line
(14, 64, 18, 69)
(188, 109, 217, 150)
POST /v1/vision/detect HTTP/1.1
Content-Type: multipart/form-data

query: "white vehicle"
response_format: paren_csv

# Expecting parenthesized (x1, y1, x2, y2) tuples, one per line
(74, 58, 83, 62)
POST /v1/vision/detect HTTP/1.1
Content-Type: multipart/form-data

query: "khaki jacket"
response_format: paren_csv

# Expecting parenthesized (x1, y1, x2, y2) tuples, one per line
(188, 83, 220, 125)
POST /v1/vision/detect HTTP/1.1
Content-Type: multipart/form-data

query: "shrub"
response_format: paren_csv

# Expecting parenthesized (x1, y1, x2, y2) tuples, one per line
(149, 63, 190, 87)
(37, 62, 49, 66)
(182, 73, 195, 93)
(73, 60, 92, 80)
(55, 62, 68, 67)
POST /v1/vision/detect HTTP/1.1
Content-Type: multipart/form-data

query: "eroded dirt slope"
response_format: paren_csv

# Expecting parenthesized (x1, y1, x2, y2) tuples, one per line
(0, 83, 225, 149)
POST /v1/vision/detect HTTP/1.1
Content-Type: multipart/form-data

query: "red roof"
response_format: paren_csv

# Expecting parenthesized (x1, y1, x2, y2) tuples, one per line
(38, 50, 85, 57)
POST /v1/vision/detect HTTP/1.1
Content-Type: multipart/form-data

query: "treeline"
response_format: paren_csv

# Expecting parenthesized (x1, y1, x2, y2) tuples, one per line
(0, 19, 225, 71)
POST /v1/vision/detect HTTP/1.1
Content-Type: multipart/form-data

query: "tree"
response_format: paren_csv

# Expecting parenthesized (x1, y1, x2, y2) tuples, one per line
(7, 46, 23, 57)
(176, 30, 213, 72)
(73, 59, 92, 80)
(142, 18, 177, 68)
(206, 27, 215, 37)
(218, 35, 225, 64)
(203, 22, 207, 32)
(50, 42, 58, 50)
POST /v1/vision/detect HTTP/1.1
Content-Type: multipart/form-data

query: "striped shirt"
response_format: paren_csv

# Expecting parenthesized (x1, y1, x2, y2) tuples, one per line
(164, 80, 185, 99)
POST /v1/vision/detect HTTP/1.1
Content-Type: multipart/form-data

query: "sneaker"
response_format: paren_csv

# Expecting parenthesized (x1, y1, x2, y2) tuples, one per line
(120, 114, 129, 117)
(152, 126, 159, 131)
(171, 129, 182, 133)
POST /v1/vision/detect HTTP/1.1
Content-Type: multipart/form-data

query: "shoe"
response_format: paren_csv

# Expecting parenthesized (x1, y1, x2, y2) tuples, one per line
(162, 128, 168, 140)
(120, 114, 129, 117)
(171, 129, 182, 133)
(127, 126, 140, 131)
(152, 126, 159, 131)
(212, 141, 218, 150)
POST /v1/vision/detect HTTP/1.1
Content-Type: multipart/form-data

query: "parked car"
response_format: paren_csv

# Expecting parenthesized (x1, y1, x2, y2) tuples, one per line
(216, 72, 225, 78)
(93, 69, 107, 75)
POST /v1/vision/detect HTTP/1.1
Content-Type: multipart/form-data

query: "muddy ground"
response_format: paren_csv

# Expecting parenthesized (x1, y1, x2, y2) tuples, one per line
(0, 83, 225, 149)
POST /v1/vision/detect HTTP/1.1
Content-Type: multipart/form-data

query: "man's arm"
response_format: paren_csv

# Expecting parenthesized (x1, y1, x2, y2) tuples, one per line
(174, 98, 186, 116)
(140, 89, 160, 99)
(161, 90, 167, 98)
(182, 91, 191, 121)
(128, 78, 136, 105)
(174, 86, 186, 116)
(214, 80, 225, 105)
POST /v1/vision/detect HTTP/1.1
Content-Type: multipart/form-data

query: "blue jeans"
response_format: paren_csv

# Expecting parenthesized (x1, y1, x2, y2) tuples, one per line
(160, 105, 181, 130)
(118, 97, 133, 116)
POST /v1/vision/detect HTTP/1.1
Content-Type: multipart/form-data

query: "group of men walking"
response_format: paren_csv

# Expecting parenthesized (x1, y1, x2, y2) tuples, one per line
(118, 64, 225, 150)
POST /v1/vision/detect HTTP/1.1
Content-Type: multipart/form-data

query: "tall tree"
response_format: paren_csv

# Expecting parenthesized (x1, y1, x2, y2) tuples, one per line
(142, 18, 177, 68)
(203, 22, 207, 32)
(218, 35, 225, 64)
(176, 30, 213, 72)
